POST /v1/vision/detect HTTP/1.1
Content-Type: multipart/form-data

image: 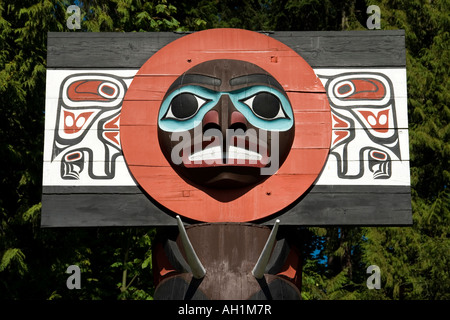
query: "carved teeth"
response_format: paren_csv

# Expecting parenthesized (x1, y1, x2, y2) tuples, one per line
(188, 146, 262, 162)
(188, 146, 222, 161)
(228, 146, 262, 161)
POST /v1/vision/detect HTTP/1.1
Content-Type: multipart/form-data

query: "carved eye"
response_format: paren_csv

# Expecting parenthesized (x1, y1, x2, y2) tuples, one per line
(98, 82, 118, 98)
(164, 93, 209, 120)
(241, 92, 287, 120)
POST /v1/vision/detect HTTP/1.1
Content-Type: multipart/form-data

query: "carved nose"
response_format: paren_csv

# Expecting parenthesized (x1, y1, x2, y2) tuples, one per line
(202, 109, 220, 134)
(202, 95, 248, 135)
(229, 111, 247, 132)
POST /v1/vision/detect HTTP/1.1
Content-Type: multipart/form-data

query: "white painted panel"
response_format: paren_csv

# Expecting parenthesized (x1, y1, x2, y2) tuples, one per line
(43, 68, 410, 188)
(42, 159, 137, 186)
(315, 68, 409, 129)
(316, 158, 410, 186)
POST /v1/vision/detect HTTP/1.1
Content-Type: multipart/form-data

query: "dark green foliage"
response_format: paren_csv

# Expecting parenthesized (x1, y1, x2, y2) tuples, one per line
(0, 0, 448, 299)
(0, 0, 175, 300)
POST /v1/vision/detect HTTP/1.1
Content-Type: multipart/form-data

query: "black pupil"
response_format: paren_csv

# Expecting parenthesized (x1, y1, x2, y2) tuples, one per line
(338, 84, 351, 94)
(67, 153, 79, 161)
(170, 93, 198, 119)
(101, 85, 115, 95)
(252, 92, 281, 119)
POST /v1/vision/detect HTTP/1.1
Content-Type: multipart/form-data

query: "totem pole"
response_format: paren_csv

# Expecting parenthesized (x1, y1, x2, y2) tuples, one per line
(42, 29, 411, 300)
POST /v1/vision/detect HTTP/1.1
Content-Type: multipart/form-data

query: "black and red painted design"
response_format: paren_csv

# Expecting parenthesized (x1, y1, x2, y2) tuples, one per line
(51, 71, 401, 182)
(42, 30, 410, 300)
(52, 74, 130, 180)
(42, 31, 411, 228)
(320, 72, 401, 180)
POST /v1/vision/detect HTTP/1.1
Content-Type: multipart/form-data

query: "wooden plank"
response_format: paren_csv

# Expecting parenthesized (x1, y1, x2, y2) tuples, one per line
(41, 184, 409, 195)
(40, 184, 412, 227)
(292, 123, 331, 148)
(47, 32, 185, 68)
(294, 110, 331, 124)
(272, 30, 406, 67)
(261, 185, 412, 226)
(47, 30, 405, 68)
(119, 100, 159, 126)
(42, 159, 137, 186)
(280, 157, 408, 177)
(278, 149, 332, 175)
(288, 92, 330, 111)
(329, 128, 410, 161)
(41, 193, 175, 227)
(42, 185, 141, 194)
(122, 75, 178, 100)
(119, 125, 168, 166)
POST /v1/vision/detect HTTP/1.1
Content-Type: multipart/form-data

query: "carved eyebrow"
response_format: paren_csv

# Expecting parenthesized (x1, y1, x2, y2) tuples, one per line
(229, 74, 284, 92)
(167, 74, 222, 93)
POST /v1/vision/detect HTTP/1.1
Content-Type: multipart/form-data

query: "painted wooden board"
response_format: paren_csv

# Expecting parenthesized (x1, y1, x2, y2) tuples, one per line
(47, 30, 405, 68)
(43, 68, 409, 187)
(40, 185, 411, 227)
(42, 30, 411, 226)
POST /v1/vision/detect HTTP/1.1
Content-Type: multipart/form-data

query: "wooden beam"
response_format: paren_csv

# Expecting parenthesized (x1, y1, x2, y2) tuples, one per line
(47, 30, 405, 68)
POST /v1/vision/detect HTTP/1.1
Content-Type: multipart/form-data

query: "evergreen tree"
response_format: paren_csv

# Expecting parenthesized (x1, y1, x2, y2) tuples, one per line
(359, 0, 449, 300)
(298, 0, 449, 300)
(0, 0, 448, 300)
(0, 0, 178, 300)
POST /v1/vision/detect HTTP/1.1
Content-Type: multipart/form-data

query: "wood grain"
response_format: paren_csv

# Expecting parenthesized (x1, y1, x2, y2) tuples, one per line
(41, 185, 412, 227)
(43, 29, 410, 227)
(47, 30, 405, 68)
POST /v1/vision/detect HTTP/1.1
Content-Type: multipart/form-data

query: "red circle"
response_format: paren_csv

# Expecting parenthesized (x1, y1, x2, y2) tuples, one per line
(121, 29, 331, 222)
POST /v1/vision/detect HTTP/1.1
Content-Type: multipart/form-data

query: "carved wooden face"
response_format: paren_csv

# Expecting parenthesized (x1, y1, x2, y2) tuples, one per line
(157, 59, 295, 189)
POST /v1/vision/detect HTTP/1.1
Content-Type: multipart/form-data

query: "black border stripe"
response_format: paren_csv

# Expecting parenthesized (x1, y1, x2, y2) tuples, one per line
(41, 185, 412, 227)
(47, 30, 406, 68)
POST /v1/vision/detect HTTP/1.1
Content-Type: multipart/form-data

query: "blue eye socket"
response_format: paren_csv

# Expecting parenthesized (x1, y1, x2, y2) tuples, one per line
(163, 93, 210, 120)
(158, 85, 294, 132)
(158, 86, 219, 132)
(230, 86, 294, 131)
(240, 92, 288, 120)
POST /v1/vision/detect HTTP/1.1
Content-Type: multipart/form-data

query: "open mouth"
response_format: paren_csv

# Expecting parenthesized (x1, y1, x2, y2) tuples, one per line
(181, 137, 269, 168)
